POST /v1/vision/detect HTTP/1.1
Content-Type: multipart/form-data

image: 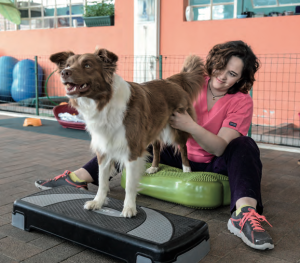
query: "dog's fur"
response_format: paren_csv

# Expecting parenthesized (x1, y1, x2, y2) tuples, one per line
(50, 48, 205, 217)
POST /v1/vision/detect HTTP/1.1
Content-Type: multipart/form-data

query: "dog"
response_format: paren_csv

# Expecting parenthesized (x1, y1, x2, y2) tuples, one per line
(50, 48, 205, 217)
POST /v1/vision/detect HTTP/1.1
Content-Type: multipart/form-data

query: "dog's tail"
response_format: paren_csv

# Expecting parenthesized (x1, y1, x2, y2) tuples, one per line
(167, 55, 205, 102)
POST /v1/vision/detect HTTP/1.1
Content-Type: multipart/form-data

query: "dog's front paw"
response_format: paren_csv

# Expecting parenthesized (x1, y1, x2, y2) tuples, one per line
(182, 165, 191, 172)
(121, 206, 137, 218)
(146, 166, 159, 174)
(84, 200, 103, 210)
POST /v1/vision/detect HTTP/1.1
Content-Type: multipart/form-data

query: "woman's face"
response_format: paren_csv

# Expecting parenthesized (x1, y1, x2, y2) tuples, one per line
(210, 56, 243, 92)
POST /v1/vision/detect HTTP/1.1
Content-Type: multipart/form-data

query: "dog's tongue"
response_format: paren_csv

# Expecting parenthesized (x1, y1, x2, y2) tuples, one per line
(66, 83, 89, 95)
(67, 83, 80, 95)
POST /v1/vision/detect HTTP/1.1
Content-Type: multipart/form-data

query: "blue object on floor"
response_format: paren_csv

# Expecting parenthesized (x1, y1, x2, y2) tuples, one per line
(0, 56, 18, 101)
(11, 59, 43, 102)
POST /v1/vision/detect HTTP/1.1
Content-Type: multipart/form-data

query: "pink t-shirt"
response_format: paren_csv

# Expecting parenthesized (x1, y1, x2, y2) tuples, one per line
(186, 76, 253, 163)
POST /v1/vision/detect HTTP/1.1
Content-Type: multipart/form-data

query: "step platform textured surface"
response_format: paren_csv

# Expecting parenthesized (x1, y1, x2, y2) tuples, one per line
(12, 186, 210, 263)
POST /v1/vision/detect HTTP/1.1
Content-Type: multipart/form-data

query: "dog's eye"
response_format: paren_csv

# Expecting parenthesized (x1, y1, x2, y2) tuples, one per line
(85, 64, 90, 69)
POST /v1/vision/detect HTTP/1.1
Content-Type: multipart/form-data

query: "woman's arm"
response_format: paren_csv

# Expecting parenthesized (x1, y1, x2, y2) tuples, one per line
(169, 111, 241, 156)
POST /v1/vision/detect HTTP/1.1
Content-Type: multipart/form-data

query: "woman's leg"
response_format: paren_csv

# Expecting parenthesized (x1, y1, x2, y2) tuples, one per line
(36, 144, 207, 190)
(205, 136, 263, 214)
(154, 137, 263, 214)
(81, 145, 205, 183)
(69, 143, 209, 186)
(81, 156, 99, 184)
(83, 139, 263, 212)
(35, 156, 98, 189)
(205, 137, 274, 250)
(147, 145, 208, 171)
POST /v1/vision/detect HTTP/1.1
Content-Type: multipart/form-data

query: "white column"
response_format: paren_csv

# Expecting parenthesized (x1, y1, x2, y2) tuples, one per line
(133, 0, 160, 83)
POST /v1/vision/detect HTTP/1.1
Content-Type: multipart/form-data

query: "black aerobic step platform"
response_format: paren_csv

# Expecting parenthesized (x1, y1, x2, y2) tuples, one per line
(12, 186, 210, 263)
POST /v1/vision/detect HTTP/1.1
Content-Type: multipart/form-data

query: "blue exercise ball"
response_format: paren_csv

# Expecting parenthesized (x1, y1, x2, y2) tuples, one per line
(0, 56, 18, 101)
(11, 59, 43, 102)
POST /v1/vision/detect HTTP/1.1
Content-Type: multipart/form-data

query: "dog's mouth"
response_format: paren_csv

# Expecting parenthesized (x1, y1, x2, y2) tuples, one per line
(64, 82, 90, 96)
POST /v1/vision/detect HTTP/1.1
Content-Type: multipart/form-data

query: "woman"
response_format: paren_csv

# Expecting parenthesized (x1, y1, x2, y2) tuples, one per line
(35, 40, 274, 250)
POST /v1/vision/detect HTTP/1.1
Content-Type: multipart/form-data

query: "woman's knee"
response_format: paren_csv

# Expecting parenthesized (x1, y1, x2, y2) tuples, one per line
(227, 136, 260, 155)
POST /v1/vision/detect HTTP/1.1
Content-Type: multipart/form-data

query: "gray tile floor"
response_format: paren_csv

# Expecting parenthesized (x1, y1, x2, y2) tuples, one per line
(0, 114, 299, 263)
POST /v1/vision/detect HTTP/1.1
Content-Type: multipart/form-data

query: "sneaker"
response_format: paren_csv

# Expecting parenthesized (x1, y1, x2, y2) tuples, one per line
(35, 170, 88, 191)
(227, 206, 274, 250)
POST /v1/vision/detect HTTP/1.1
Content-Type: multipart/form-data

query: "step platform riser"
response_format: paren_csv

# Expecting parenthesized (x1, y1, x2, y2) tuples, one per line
(12, 186, 210, 263)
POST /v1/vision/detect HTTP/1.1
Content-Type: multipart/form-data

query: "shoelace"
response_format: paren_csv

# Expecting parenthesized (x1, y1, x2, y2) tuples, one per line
(239, 209, 272, 232)
(51, 170, 69, 181)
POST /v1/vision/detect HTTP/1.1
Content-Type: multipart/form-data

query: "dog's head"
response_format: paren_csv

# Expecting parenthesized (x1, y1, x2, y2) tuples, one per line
(49, 48, 118, 100)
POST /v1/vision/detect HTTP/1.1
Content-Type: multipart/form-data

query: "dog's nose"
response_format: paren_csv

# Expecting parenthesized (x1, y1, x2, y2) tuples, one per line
(61, 69, 72, 79)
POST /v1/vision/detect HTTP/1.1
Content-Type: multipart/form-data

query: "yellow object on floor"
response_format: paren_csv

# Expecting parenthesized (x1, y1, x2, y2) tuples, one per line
(23, 118, 42, 127)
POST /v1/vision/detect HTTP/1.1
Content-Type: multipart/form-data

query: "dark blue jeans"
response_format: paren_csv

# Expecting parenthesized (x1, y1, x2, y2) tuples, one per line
(83, 136, 263, 214)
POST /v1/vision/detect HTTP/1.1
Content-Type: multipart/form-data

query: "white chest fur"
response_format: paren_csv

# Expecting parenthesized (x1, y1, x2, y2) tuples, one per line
(76, 74, 131, 163)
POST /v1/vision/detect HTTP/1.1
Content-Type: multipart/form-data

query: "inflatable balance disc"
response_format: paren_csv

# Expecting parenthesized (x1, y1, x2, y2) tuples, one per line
(122, 163, 231, 209)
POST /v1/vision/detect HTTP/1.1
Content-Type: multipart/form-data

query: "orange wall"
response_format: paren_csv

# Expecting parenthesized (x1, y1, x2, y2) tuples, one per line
(1, 0, 299, 127)
(0, 0, 134, 97)
(160, 0, 300, 56)
(160, 0, 300, 127)
(0, 0, 134, 57)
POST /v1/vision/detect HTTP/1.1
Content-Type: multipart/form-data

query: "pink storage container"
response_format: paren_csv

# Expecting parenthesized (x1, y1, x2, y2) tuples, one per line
(53, 104, 86, 130)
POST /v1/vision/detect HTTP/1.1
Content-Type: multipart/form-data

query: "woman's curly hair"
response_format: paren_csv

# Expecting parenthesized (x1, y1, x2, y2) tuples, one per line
(205, 40, 260, 94)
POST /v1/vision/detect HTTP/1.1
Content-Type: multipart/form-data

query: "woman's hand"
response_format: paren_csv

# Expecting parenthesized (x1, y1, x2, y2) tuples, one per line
(169, 110, 197, 134)
(169, 111, 240, 156)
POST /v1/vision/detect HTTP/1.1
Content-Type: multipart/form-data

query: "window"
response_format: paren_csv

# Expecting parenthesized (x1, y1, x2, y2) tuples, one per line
(252, 0, 300, 7)
(189, 0, 300, 20)
(16, 0, 86, 30)
(189, 0, 236, 20)
(0, 0, 117, 31)
(0, 15, 17, 31)
(137, 0, 156, 22)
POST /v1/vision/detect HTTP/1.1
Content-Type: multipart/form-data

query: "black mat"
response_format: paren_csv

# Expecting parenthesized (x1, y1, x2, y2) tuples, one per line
(0, 117, 90, 141)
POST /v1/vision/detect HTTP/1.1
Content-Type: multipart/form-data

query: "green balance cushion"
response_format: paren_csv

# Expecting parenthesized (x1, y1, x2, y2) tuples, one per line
(121, 163, 231, 209)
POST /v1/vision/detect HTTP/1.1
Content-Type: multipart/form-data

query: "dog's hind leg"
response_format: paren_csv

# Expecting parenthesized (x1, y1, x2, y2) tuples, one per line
(84, 152, 111, 211)
(122, 156, 146, 217)
(146, 140, 160, 174)
(176, 131, 192, 172)
(179, 142, 192, 172)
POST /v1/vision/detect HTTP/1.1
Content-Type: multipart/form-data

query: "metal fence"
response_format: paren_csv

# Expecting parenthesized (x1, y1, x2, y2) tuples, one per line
(252, 54, 300, 147)
(0, 55, 63, 117)
(0, 53, 299, 147)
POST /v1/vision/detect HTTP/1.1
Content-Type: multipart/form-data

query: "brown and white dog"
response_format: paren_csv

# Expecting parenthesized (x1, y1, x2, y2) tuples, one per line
(50, 48, 205, 217)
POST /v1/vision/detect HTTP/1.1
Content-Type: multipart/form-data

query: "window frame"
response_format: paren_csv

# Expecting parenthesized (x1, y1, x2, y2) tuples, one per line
(250, 0, 300, 8)
(189, 0, 299, 19)
(15, 0, 87, 30)
(189, 0, 238, 20)
(0, 15, 17, 31)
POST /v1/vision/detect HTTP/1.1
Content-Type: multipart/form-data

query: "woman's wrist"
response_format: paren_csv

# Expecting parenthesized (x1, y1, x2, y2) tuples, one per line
(188, 121, 202, 136)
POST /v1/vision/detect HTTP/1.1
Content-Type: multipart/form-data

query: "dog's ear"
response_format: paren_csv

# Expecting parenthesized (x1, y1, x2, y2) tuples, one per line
(94, 48, 118, 65)
(49, 51, 74, 71)
(94, 48, 118, 84)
